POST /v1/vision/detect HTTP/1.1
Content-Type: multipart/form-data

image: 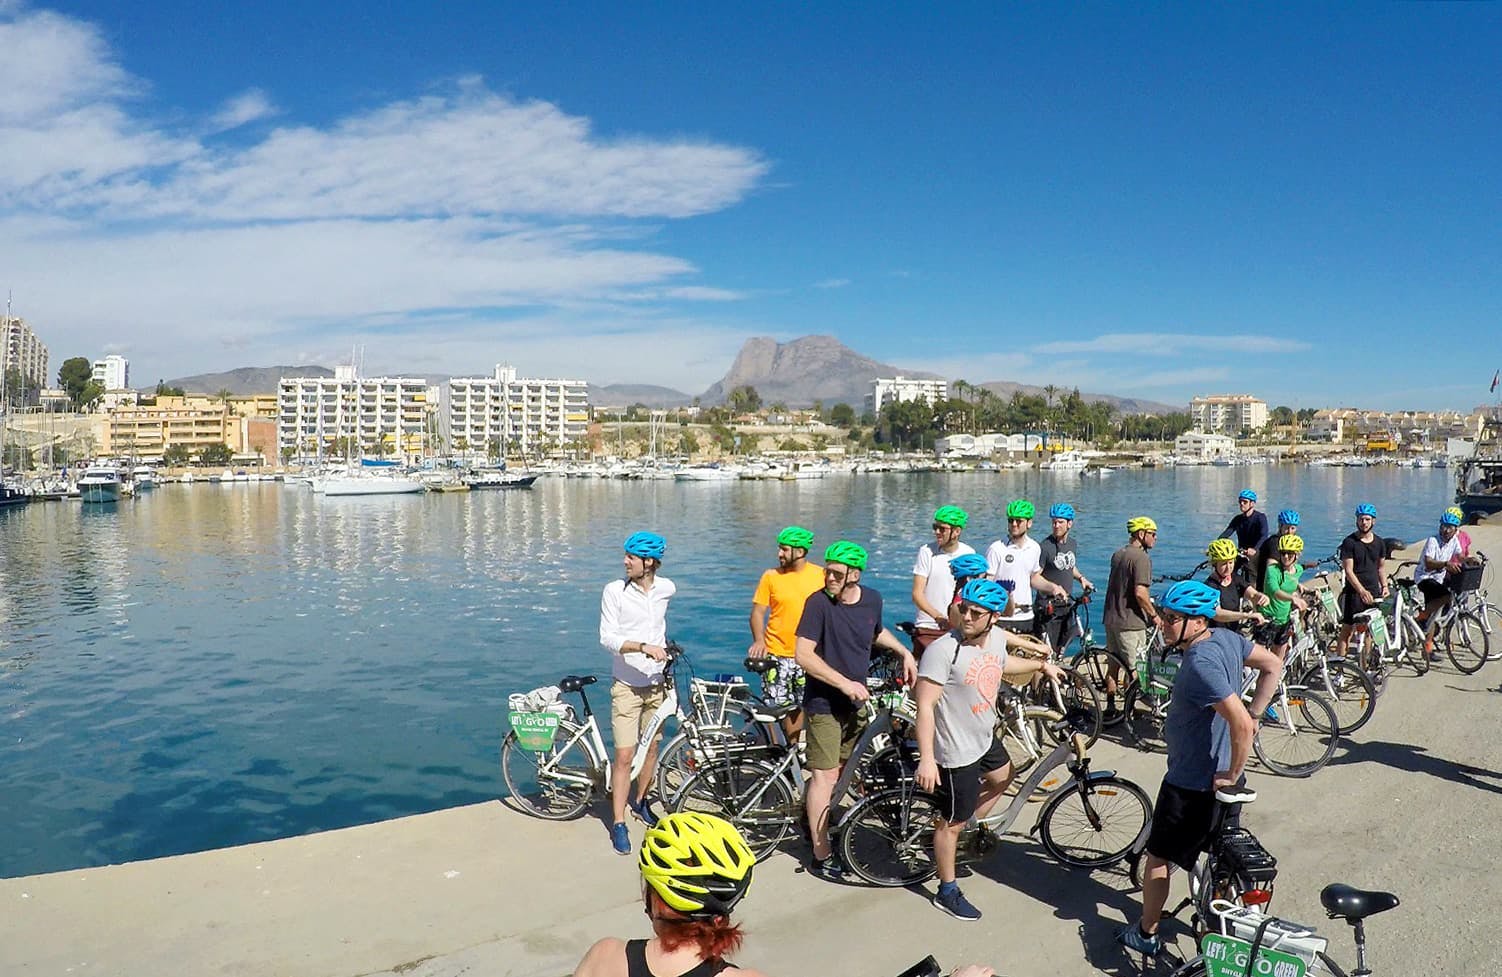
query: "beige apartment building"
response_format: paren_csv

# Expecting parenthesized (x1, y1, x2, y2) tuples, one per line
(446, 364, 589, 458)
(102, 395, 275, 459)
(1189, 394, 1268, 435)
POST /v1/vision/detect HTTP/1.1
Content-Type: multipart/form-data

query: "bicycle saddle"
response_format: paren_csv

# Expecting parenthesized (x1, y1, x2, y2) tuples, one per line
(1320, 883, 1400, 921)
(557, 675, 598, 693)
(747, 701, 797, 723)
(1214, 784, 1258, 806)
(743, 657, 776, 674)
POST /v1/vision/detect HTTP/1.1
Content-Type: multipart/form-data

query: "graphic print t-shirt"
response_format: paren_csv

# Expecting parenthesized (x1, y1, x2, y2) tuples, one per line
(918, 627, 1008, 768)
(1038, 534, 1078, 596)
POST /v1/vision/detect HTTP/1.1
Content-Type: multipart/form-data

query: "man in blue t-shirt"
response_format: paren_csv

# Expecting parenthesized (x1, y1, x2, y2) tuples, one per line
(795, 540, 916, 881)
(1118, 581, 1283, 958)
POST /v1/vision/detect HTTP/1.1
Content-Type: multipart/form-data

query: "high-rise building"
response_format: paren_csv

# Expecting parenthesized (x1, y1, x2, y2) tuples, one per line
(92, 354, 130, 390)
(868, 376, 949, 414)
(1, 315, 50, 396)
(1189, 394, 1268, 435)
(446, 364, 589, 457)
(277, 365, 433, 461)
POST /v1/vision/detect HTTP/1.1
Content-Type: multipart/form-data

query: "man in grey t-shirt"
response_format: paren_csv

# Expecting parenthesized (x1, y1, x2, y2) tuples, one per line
(914, 579, 1065, 921)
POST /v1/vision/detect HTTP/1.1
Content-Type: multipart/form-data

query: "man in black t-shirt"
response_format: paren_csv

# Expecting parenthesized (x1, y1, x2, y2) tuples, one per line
(1034, 502, 1094, 653)
(1334, 503, 1389, 660)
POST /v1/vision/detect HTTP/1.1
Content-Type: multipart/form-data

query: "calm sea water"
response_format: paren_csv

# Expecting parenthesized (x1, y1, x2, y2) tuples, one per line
(0, 466, 1453, 877)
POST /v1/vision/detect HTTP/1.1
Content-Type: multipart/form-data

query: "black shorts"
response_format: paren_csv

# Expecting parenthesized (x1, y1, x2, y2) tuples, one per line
(1034, 609, 1079, 654)
(1418, 579, 1451, 603)
(936, 737, 1013, 824)
(1340, 589, 1378, 626)
(1145, 781, 1218, 872)
(1251, 620, 1293, 647)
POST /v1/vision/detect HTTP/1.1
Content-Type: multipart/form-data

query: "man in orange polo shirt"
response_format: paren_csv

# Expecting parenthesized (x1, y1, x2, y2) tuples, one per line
(748, 526, 825, 738)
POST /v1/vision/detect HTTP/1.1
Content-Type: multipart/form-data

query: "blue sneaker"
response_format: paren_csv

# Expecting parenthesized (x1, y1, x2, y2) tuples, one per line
(1116, 924, 1162, 956)
(933, 883, 982, 921)
(812, 853, 846, 882)
(1263, 705, 1280, 724)
(628, 796, 659, 827)
(610, 821, 631, 855)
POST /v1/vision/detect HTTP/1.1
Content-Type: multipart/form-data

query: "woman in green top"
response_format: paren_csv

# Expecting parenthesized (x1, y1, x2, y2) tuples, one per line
(1260, 534, 1313, 659)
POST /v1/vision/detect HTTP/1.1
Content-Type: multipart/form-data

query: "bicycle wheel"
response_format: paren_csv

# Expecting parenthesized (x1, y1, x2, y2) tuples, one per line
(1037, 774, 1152, 868)
(1297, 658, 1376, 735)
(1253, 689, 1339, 777)
(1445, 611, 1491, 674)
(1484, 603, 1502, 661)
(837, 786, 942, 886)
(654, 726, 772, 808)
(500, 719, 597, 820)
(1070, 646, 1130, 725)
(1399, 616, 1430, 675)
(1122, 682, 1168, 754)
(1035, 670, 1104, 748)
(674, 757, 796, 860)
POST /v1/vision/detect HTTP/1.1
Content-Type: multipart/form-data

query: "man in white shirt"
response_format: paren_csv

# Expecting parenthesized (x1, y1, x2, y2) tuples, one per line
(1416, 510, 1465, 658)
(986, 499, 1068, 634)
(599, 531, 675, 855)
(911, 505, 976, 655)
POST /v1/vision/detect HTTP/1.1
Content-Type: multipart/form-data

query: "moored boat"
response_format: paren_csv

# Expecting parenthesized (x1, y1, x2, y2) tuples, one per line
(78, 464, 123, 503)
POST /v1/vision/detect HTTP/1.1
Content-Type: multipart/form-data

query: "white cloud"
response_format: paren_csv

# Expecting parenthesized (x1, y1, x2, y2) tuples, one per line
(1034, 332, 1310, 356)
(208, 89, 277, 132)
(0, 6, 769, 386)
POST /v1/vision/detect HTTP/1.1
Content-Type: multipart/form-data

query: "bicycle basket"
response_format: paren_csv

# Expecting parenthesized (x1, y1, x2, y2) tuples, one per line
(1451, 563, 1485, 593)
(1135, 654, 1180, 689)
(510, 687, 575, 724)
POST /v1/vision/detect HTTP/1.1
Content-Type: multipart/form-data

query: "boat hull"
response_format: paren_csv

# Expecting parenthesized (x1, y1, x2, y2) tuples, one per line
(321, 478, 424, 497)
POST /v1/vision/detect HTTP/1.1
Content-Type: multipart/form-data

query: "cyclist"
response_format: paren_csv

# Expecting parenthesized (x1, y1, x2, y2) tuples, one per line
(1220, 489, 1270, 571)
(748, 526, 825, 739)
(1446, 506, 1473, 558)
(1258, 534, 1314, 659)
(986, 499, 1068, 635)
(1117, 581, 1283, 958)
(1415, 510, 1466, 660)
(1334, 504, 1389, 663)
(1101, 517, 1160, 715)
(600, 532, 675, 854)
(910, 506, 977, 655)
(1204, 537, 1268, 629)
(794, 541, 917, 881)
(1035, 502, 1095, 653)
(914, 579, 1067, 921)
(1252, 509, 1302, 592)
(945, 552, 1000, 627)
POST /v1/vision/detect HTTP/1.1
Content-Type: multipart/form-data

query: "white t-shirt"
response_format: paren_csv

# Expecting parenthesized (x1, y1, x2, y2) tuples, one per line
(986, 536, 1042, 621)
(1417, 535, 1463, 585)
(912, 541, 976, 628)
(918, 627, 1009, 768)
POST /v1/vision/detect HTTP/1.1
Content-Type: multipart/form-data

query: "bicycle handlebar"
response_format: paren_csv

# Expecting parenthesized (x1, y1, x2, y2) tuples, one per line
(1153, 560, 1208, 584)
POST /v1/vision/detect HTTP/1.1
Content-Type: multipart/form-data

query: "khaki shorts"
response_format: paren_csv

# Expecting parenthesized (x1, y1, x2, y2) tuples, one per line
(610, 681, 667, 751)
(805, 710, 863, 771)
(1106, 627, 1150, 667)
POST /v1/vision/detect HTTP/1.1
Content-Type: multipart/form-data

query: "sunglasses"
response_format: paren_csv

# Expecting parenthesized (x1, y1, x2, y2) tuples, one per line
(958, 605, 993, 619)
(932, 522, 956, 531)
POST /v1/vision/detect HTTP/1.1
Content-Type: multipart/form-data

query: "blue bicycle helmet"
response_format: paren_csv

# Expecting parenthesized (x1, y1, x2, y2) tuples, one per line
(1277, 509, 1301, 527)
(1354, 503, 1378, 518)
(1239, 489, 1257, 502)
(1440, 510, 1461, 527)
(958, 579, 1010, 613)
(1049, 502, 1076, 520)
(1159, 580, 1221, 620)
(949, 553, 990, 581)
(624, 531, 666, 559)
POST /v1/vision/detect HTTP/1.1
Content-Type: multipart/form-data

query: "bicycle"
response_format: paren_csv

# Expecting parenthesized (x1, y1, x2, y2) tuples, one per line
(1168, 881, 1400, 977)
(1346, 566, 1430, 693)
(833, 712, 1153, 886)
(1284, 609, 1377, 735)
(1419, 555, 1491, 674)
(501, 641, 713, 819)
(1450, 550, 1501, 662)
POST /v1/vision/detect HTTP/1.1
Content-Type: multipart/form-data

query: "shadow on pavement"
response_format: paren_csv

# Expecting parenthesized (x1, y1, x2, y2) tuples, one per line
(1331, 739, 1502, 795)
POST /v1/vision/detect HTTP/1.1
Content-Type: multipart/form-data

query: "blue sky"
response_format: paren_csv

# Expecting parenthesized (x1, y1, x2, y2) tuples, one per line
(2, 3, 1498, 409)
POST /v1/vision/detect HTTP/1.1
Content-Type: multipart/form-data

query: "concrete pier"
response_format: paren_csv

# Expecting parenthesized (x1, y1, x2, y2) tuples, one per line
(5, 527, 1499, 977)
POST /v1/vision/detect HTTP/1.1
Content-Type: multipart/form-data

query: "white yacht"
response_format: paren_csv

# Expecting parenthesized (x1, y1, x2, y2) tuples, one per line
(321, 474, 424, 496)
(1043, 450, 1089, 471)
(132, 466, 158, 491)
(77, 464, 123, 503)
(675, 464, 740, 482)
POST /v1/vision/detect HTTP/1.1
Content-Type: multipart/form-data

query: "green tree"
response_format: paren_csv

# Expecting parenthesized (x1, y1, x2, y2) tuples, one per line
(809, 433, 829, 452)
(678, 431, 699, 457)
(78, 381, 104, 408)
(58, 357, 93, 405)
(162, 443, 192, 466)
(769, 401, 788, 415)
(280, 446, 296, 463)
(4, 366, 40, 406)
(154, 380, 185, 397)
(727, 385, 762, 413)
(199, 443, 233, 466)
(778, 437, 805, 452)
(1271, 406, 1295, 426)
(829, 402, 856, 428)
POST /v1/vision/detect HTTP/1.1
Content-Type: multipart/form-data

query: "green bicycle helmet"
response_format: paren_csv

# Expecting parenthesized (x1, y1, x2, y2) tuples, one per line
(933, 505, 968, 528)
(823, 540, 868, 571)
(1005, 499, 1036, 520)
(776, 526, 815, 550)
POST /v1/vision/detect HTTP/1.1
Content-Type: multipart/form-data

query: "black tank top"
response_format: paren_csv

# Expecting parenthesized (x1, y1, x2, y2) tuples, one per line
(625, 939, 731, 977)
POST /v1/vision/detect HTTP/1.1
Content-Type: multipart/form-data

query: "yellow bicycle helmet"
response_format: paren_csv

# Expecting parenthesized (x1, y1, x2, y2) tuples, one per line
(1277, 534, 1305, 554)
(1126, 516, 1158, 535)
(1206, 538, 1239, 562)
(639, 812, 755, 919)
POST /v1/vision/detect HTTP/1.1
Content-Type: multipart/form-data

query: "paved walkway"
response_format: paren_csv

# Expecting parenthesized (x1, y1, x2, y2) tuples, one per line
(4, 529, 1499, 977)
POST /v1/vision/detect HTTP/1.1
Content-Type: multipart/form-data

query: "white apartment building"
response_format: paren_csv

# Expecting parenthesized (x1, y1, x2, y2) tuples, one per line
(277, 365, 432, 461)
(1176, 430, 1237, 461)
(1, 315, 49, 394)
(446, 364, 589, 458)
(92, 354, 130, 390)
(1189, 394, 1268, 435)
(869, 376, 949, 414)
